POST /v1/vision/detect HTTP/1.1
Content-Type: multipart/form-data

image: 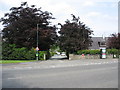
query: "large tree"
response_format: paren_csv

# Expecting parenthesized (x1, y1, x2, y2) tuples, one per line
(58, 14, 93, 58)
(1, 2, 57, 50)
(107, 33, 120, 49)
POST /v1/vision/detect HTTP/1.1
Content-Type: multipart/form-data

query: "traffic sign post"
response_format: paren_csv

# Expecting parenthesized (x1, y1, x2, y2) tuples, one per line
(36, 52, 38, 60)
(36, 47, 39, 60)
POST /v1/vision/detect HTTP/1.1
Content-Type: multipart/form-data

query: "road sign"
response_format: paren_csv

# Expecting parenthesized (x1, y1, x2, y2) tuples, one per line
(36, 47, 39, 51)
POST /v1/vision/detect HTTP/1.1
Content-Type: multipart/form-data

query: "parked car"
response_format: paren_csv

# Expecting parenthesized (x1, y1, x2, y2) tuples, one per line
(61, 52, 66, 56)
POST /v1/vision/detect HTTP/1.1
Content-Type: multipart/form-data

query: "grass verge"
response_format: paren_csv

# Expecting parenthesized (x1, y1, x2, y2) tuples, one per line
(0, 60, 37, 64)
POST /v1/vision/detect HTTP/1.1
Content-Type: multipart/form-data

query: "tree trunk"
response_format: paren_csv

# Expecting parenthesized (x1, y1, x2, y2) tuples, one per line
(66, 50, 69, 59)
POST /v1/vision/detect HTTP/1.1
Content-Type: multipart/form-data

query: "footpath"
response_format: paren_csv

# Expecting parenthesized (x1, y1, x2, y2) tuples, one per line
(2, 54, 118, 70)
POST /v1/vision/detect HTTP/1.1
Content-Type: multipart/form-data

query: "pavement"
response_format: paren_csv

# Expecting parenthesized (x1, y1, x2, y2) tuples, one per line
(1, 55, 119, 88)
(2, 58, 118, 70)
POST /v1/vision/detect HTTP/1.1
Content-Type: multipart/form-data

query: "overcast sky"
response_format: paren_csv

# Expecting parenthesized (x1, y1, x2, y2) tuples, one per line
(0, 0, 119, 37)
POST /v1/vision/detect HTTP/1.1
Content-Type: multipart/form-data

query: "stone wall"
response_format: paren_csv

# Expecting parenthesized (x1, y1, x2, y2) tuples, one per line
(69, 54, 118, 60)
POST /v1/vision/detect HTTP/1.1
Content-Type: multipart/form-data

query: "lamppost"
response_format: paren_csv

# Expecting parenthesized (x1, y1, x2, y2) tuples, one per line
(36, 23, 47, 60)
(36, 24, 39, 60)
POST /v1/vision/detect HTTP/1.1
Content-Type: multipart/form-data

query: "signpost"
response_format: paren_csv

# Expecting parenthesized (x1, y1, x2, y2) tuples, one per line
(36, 47, 39, 60)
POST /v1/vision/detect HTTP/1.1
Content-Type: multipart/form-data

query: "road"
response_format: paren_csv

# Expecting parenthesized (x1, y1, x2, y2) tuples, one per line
(2, 58, 118, 88)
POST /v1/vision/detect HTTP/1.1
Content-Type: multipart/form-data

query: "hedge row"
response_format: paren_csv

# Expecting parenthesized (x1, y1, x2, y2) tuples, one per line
(77, 50, 100, 55)
(76, 49, 119, 55)
(2, 44, 49, 60)
(106, 49, 119, 54)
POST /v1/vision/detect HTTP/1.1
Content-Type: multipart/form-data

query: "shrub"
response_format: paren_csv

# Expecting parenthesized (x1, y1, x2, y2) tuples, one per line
(50, 51, 56, 56)
(77, 49, 100, 55)
(38, 51, 47, 60)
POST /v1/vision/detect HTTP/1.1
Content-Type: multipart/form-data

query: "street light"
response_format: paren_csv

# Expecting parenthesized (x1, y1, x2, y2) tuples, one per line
(36, 24, 39, 60)
(36, 23, 46, 60)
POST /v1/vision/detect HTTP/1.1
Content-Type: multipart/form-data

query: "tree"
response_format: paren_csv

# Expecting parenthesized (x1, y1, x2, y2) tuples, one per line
(107, 33, 120, 49)
(1, 2, 57, 50)
(58, 14, 93, 58)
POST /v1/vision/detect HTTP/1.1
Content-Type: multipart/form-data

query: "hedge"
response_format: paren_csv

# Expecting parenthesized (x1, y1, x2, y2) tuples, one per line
(106, 49, 119, 54)
(77, 50, 100, 55)
(76, 49, 120, 55)
(2, 43, 49, 60)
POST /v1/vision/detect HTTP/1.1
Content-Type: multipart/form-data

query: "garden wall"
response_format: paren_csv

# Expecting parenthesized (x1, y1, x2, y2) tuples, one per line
(69, 54, 118, 60)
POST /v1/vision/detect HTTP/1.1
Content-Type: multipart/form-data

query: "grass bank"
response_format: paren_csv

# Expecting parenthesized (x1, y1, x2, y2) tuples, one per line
(0, 60, 37, 64)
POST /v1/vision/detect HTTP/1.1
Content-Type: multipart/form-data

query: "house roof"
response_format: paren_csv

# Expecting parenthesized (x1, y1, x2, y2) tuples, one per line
(89, 37, 108, 50)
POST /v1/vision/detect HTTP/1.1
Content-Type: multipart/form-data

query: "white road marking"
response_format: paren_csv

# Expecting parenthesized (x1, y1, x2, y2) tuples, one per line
(59, 60, 64, 62)
(34, 66, 40, 68)
(14, 67, 23, 69)
(113, 61, 118, 63)
(84, 64, 89, 65)
(25, 67, 32, 69)
(103, 62, 106, 64)
(97, 63, 102, 64)
(51, 65, 56, 68)
(10, 60, 118, 70)
(8, 77, 22, 80)
(90, 63, 94, 64)
(94, 63, 98, 64)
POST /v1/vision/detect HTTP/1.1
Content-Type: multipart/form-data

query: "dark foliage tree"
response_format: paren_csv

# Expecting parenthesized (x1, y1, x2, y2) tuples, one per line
(107, 33, 120, 49)
(1, 2, 57, 50)
(58, 14, 93, 58)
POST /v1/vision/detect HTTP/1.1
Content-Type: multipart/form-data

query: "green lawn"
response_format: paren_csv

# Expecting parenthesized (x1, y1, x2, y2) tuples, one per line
(0, 60, 37, 64)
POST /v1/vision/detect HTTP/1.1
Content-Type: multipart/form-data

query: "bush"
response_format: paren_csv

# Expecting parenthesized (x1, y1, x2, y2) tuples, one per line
(77, 50, 100, 55)
(50, 51, 56, 56)
(38, 51, 47, 60)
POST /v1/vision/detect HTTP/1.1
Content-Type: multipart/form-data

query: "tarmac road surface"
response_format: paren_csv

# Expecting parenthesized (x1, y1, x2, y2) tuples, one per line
(2, 59, 118, 88)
